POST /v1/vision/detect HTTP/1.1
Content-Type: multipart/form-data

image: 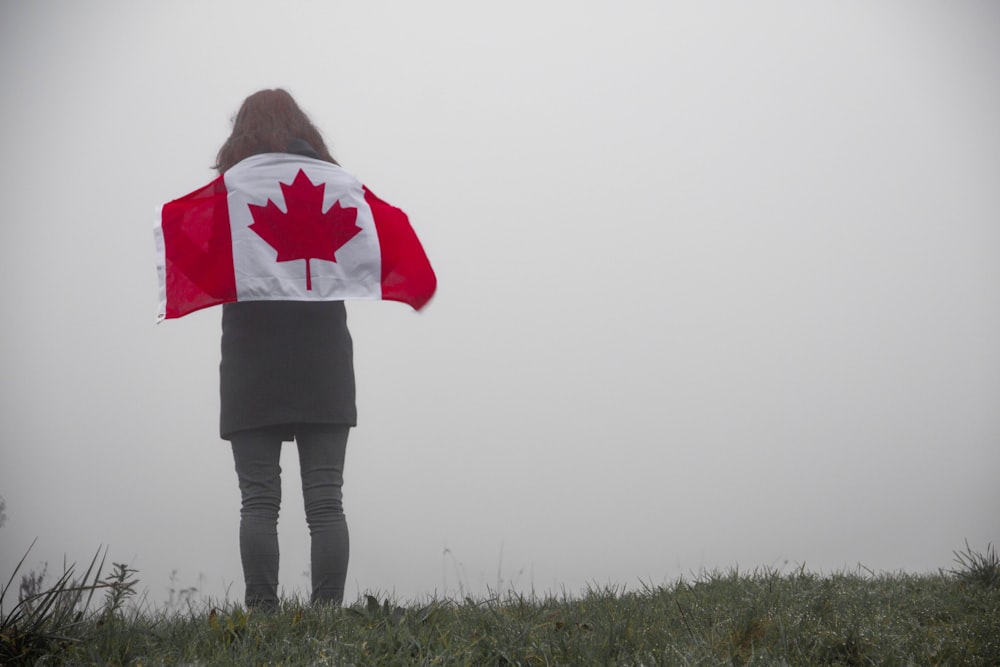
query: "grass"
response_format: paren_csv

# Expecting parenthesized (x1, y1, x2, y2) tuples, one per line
(1, 543, 997, 665)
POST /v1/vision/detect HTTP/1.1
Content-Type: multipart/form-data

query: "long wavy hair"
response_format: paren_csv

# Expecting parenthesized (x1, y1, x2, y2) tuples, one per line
(214, 88, 337, 173)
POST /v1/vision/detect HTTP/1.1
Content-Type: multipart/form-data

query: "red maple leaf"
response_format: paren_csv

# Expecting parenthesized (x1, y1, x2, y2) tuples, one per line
(247, 169, 362, 290)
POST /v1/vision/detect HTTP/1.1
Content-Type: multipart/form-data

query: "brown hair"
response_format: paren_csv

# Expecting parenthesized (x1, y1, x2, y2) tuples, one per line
(214, 88, 337, 173)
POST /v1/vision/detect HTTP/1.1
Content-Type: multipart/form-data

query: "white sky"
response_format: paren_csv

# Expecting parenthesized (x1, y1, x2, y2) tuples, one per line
(1, 1, 998, 608)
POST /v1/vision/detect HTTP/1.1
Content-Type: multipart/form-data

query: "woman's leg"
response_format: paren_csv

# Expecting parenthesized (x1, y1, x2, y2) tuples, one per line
(296, 425, 350, 605)
(230, 428, 283, 610)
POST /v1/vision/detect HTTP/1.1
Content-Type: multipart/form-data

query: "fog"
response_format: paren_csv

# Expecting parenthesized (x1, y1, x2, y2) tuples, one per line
(1, 1, 998, 608)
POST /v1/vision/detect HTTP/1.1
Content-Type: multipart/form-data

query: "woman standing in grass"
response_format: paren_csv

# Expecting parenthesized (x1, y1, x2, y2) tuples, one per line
(214, 89, 355, 610)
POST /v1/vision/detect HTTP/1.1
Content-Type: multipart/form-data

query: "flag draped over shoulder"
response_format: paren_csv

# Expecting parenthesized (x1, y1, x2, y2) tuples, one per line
(154, 153, 436, 321)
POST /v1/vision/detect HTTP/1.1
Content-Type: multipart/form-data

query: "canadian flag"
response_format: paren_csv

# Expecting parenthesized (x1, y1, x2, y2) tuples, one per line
(154, 153, 436, 321)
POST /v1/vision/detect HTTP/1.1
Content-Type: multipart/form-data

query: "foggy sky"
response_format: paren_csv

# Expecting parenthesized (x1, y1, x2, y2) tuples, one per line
(1, 1, 998, 608)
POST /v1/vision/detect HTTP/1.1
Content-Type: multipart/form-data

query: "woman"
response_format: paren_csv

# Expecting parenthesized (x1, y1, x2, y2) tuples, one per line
(215, 89, 356, 609)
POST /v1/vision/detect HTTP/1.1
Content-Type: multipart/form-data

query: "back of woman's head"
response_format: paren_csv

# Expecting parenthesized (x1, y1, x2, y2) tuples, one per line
(214, 88, 337, 173)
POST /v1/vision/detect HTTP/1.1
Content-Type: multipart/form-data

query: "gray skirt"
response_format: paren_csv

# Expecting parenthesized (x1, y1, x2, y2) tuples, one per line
(219, 300, 357, 439)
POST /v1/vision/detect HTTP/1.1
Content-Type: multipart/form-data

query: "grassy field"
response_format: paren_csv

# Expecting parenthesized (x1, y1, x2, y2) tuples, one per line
(2, 544, 997, 665)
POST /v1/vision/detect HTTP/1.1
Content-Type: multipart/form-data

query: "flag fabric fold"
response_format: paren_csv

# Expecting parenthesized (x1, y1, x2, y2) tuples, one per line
(154, 153, 436, 321)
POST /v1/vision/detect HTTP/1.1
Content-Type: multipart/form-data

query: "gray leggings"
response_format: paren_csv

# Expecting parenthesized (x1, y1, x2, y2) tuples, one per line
(230, 424, 350, 608)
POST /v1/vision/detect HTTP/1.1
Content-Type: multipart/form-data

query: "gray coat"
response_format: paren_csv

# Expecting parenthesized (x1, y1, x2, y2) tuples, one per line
(219, 300, 357, 439)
